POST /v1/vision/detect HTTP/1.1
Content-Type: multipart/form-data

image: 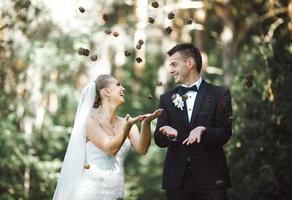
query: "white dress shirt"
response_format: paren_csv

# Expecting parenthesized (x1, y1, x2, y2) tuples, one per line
(181, 77, 202, 122)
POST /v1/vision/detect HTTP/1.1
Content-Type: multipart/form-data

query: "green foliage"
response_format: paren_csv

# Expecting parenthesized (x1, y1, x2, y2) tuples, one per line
(0, 0, 291, 199)
(226, 1, 292, 199)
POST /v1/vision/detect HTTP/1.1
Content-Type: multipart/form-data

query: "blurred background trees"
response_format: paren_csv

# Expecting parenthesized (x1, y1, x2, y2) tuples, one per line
(0, 0, 291, 199)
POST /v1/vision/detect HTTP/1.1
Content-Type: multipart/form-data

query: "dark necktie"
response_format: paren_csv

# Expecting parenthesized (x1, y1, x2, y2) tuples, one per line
(180, 85, 198, 94)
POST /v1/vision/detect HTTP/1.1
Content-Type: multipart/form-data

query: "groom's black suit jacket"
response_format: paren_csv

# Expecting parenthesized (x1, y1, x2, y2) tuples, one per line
(154, 80, 232, 190)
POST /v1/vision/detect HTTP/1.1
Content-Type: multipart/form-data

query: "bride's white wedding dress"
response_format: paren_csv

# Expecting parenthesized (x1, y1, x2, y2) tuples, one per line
(75, 139, 131, 200)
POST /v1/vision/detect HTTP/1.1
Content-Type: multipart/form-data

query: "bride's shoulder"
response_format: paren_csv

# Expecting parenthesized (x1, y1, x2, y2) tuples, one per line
(86, 114, 100, 127)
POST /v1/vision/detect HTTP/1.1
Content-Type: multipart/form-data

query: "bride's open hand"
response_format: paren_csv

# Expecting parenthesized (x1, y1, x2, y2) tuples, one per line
(142, 108, 163, 123)
(124, 108, 163, 125)
(125, 114, 145, 126)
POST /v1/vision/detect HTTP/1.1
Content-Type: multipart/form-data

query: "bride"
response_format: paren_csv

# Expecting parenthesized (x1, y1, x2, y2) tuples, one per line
(53, 74, 162, 200)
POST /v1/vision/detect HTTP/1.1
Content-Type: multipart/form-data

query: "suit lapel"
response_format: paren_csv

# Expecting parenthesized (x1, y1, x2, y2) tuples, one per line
(190, 80, 208, 124)
(170, 87, 189, 128)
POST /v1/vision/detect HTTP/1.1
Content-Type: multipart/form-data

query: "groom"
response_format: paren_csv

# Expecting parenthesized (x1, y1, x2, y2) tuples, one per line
(154, 43, 232, 200)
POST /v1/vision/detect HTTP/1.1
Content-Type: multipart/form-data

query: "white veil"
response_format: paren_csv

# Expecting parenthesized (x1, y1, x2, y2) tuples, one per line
(53, 82, 96, 200)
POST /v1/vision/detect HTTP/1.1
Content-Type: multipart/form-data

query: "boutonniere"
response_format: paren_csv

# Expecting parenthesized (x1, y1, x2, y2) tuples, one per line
(171, 94, 188, 110)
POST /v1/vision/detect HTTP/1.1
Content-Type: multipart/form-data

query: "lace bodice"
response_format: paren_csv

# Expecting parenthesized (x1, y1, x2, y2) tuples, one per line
(75, 139, 131, 200)
(86, 140, 129, 170)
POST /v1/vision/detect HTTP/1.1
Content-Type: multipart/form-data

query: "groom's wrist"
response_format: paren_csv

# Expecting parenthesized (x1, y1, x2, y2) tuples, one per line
(167, 135, 177, 141)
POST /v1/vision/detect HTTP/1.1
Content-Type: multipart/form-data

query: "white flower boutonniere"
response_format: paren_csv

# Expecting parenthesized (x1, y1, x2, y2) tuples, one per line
(171, 94, 188, 110)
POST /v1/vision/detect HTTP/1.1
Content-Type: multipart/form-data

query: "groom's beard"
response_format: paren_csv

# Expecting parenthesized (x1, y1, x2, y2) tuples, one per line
(173, 74, 181, 83)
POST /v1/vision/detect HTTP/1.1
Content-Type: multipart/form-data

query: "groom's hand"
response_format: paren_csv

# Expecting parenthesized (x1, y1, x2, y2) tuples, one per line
(182, 126, 206, 145)
(159, 126, 178, 140)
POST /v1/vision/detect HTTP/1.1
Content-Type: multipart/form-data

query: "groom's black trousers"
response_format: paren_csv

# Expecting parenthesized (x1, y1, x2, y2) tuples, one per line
(166, 168, 227, 200)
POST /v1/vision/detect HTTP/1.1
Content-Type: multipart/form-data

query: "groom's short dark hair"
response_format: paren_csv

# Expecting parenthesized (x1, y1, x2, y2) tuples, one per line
(167, 43, 202, 73)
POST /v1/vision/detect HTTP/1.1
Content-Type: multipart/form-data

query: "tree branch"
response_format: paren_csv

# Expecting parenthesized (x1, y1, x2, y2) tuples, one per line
(259, 7, 289, 23)
(0, 24, 10, 31)
(235, 7, 289, 50)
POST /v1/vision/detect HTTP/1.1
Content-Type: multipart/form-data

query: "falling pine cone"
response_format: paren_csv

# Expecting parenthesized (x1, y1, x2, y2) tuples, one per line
(90, 54, 98, 61)
(148, 17, 155, 24)
(113, 32, 119, 37)
(77, 47, 84, 56)
(83, 48, 90, 56)
(244, 72, 254, 81)
(136, 57, 143, 63)
(138, 39, 144, 45)
(164, 26, 172, 35)
(102, 13, 109, 22)
(244, 72, 254, 88)
(168, 12, 175, 20)
(77, 47, 90, 56)
(245, 80, 253, 88)
(124, 50, 131, 57)
(151, 1, 159, 8)
(182, 95, 188, 101)
(185, 18, 193, 24)
(84, 163, 90, 169)
(148, 94, 154, 100)
(171, 94, 177, 100)
(156, 81, 163, 86)
(104, 30, 112, 35)
(79, 7, 85, 13)
(136, 44, 142, 50)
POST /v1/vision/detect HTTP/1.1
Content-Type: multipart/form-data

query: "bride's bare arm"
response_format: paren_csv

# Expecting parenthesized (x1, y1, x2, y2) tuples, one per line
(129, 109, 163, 155)
(128, 123, 151, 155)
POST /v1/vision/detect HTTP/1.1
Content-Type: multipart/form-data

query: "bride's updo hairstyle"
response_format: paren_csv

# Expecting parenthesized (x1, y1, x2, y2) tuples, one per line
(93, 74, 114, 108)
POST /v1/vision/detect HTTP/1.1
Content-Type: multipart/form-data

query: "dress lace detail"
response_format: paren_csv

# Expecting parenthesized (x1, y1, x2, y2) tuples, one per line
(75, 139, 131, 200)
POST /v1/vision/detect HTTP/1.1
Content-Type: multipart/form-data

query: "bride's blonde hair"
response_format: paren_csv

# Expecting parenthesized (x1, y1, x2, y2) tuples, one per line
(93, 74, 114, 108)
